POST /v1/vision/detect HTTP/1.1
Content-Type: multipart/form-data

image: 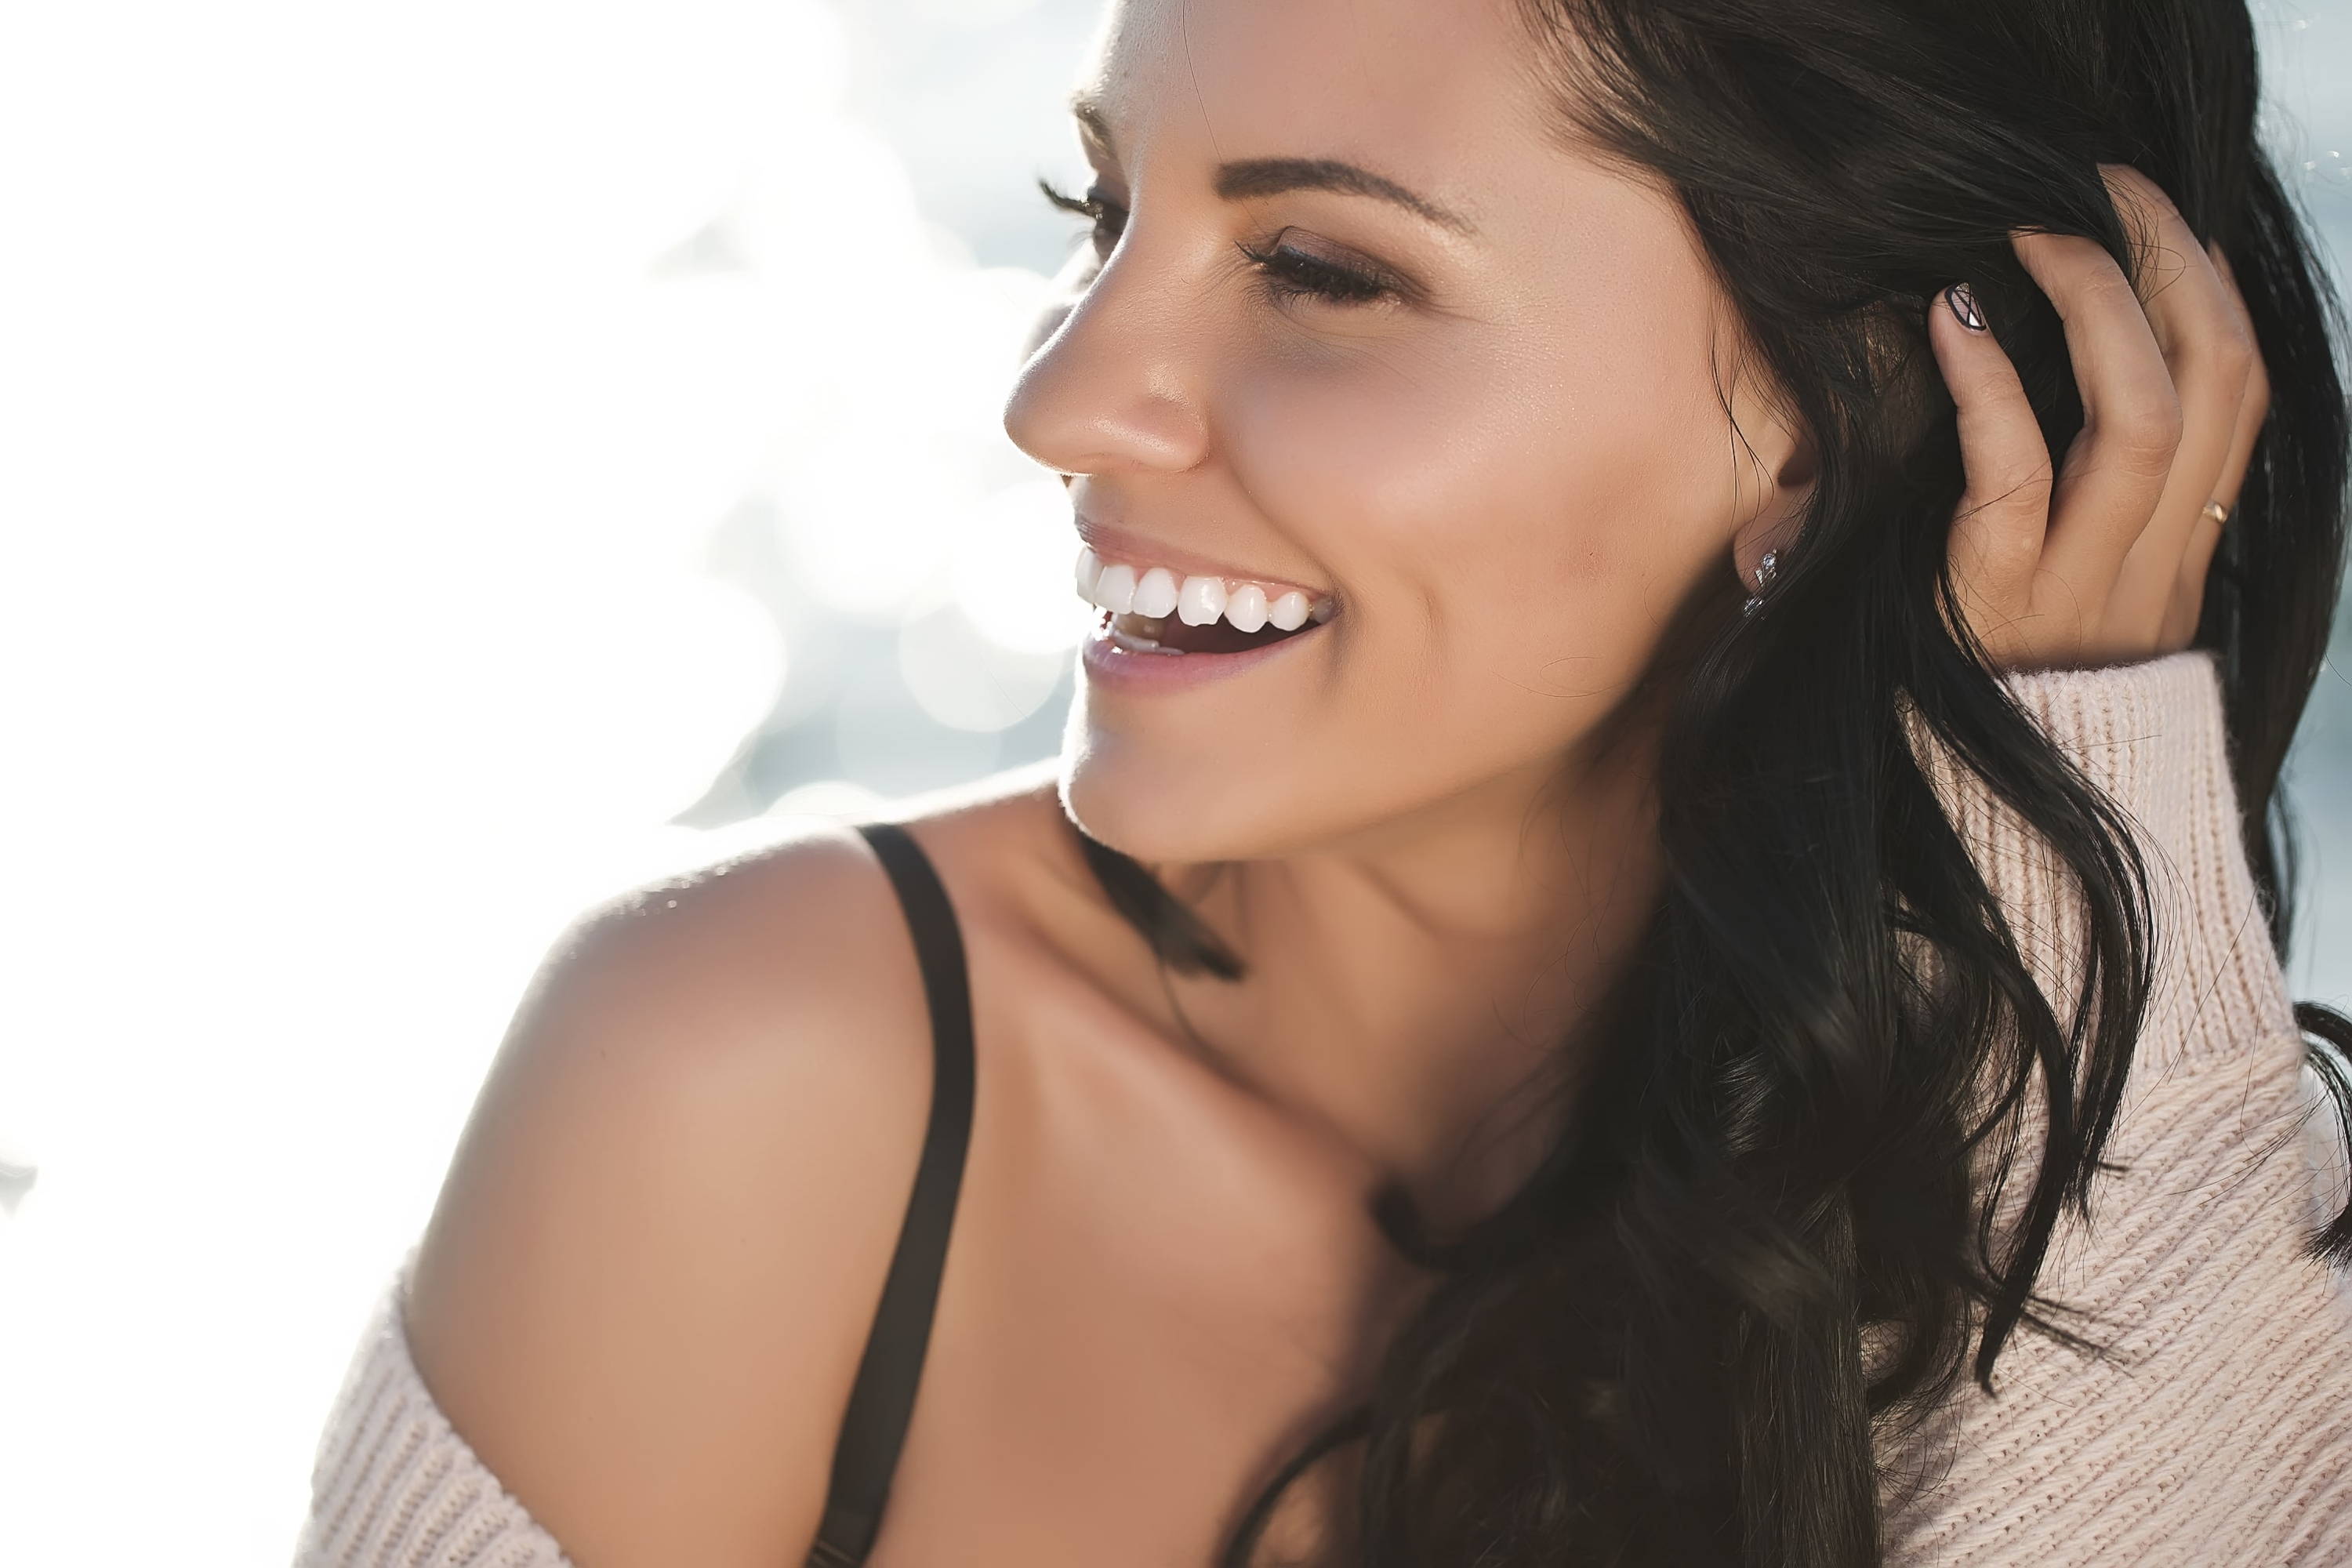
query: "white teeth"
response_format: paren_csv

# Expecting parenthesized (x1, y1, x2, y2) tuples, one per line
(1077, 546, 1331, 637)
(1132, 565, 1180, 619)
(1176, 574, 1228, 626)
(1092, 561, 1137, 614)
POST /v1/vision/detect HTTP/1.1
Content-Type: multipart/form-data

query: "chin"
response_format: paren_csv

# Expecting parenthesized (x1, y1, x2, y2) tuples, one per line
(1054, 702, 1285, 867)
(1056, 731, 1209, 867)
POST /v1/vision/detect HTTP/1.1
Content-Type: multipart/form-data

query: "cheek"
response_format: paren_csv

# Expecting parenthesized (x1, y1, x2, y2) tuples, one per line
(1225, 328, 1733, 709)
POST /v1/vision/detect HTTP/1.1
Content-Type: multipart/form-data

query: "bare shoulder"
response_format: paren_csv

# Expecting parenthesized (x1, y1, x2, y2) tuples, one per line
(402, 794, 1028, 1568)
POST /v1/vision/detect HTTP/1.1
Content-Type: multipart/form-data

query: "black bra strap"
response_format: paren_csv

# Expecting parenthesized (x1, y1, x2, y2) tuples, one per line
(808, 821, 978, 1566)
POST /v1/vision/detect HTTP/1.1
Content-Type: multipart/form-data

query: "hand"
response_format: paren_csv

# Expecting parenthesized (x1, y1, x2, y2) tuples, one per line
(1929, 163, 2270, 673)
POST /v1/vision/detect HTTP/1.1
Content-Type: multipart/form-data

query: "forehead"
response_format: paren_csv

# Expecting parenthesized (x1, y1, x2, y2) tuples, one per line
(1082, 0, 1555, 194)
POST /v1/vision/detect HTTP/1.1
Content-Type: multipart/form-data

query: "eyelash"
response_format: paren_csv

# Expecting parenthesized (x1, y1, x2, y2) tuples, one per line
(1037, 178, 1399, 308)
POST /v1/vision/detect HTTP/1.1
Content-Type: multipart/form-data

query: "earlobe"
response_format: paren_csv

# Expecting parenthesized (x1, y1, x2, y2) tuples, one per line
(1722, 396, 1819, 602)
(1728, 481, 1816, 608)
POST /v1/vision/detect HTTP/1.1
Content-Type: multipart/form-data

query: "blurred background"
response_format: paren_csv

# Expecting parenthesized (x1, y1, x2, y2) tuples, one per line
(0, 0, 2345, 1559)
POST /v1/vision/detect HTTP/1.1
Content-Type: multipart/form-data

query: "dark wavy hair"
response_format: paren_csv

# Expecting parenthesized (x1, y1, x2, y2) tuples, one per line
(1064, 1, 2352, 1562)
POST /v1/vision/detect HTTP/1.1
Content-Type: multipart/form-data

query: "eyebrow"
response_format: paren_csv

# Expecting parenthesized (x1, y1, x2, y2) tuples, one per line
(1069, 93, 1475, 238)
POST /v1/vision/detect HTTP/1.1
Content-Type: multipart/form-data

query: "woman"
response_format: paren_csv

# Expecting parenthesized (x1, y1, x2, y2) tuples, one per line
(296, 0, 2352, 1563)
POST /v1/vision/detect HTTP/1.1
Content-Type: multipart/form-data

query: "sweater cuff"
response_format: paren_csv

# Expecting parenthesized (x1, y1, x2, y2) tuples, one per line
(293, 1254, 573, 1568)
(1921, 649, 2297, 1071)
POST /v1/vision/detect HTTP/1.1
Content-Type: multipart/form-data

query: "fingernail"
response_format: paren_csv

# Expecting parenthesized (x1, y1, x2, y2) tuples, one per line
(1945, 281, 1988, 332)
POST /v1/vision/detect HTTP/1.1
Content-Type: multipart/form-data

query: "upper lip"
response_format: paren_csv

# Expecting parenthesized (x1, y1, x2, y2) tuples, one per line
(1075, 517, 1330, 600)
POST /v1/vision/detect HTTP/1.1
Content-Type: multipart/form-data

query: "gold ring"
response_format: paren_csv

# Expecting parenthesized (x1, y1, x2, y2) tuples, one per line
(2202, 499, 2232, 527)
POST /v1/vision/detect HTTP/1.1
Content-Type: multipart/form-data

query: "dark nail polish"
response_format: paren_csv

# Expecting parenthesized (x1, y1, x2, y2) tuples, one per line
(1945, 281, 1987, 332)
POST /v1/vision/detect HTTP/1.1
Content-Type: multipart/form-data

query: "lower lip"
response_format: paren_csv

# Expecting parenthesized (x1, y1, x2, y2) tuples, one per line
(1079, 616, 1330, 692)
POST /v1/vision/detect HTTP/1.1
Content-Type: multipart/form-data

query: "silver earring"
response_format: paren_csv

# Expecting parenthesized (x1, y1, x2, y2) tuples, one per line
(1740, 549, 1779, 616)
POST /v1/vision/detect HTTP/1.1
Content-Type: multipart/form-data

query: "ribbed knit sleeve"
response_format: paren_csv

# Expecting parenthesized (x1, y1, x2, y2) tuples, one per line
(1882, 648, 2352, 1564)
(293, 1253, 572, 1568)
(1911, 646, 2301, 1065)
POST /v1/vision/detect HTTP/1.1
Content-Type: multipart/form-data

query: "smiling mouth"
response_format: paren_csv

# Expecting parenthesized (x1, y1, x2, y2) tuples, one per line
(1076, 543, 1338, 655)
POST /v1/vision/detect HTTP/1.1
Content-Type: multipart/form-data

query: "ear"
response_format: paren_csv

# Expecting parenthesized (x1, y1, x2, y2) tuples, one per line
(1728, 413, 1819, 592)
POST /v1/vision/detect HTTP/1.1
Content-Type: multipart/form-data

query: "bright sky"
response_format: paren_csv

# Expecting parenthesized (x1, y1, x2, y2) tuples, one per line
(0, 2, 1087, 1558)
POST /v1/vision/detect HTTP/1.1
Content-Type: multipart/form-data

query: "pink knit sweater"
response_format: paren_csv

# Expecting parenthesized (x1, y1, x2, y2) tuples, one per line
(292, 650, 2352, 1566)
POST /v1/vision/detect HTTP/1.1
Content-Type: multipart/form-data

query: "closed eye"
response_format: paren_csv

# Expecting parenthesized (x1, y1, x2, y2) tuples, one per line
(1039, 180, 1401, 309)
(1235, 233, 1399, 307)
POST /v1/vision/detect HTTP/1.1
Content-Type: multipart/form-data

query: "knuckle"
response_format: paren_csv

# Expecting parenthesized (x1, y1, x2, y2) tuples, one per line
(2113, 388, 2186, 457)
(2002, 462, 2057, 513)
(1973, 463, 2053, 518)
(2107, 441, 2178, 483)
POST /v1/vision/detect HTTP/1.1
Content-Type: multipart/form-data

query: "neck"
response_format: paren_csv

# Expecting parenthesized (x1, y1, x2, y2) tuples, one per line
(1159, 724, 1666, 1227)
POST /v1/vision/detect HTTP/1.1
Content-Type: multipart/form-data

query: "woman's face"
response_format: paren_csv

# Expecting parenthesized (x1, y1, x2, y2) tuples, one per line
(1005, 0, 1811, 864)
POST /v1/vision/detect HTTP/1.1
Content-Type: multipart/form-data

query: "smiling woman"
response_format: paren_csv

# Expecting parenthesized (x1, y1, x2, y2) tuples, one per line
(298, 0, 2352, 1566)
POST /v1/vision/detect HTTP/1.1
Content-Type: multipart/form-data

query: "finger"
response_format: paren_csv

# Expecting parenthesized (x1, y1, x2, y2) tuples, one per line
(2009, 226, 2185, 604)
(2164, 241, 2270, 644)
(2097, 168, 2257, 634)
(1927, 279, 2051, 643)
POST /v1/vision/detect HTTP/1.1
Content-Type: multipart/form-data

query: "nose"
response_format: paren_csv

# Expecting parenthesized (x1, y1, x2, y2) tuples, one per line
(1001, 245, 1211, 480)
